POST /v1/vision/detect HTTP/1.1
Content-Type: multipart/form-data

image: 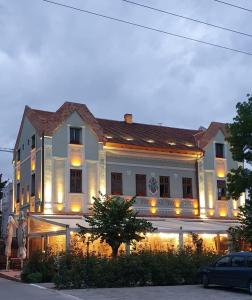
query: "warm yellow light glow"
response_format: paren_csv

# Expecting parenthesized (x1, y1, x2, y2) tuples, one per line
(194, 209, 198, 215)
(193, 201, 198, 209)
(219, 209, 227, 217)
(150, 207, 157, 214)
(216, 159, 226, 178)
(159, 233, 179, 239)
(57, 190, 63, 204)
(174, 199, 180, 208)
(70, 231, 74, 235)
(200, 233, 216, 239)
(233, 200, 238, 210)
(71, 159, 81, 167)
(71, 205, 81, 212)
(240, 193, 246, 206)
(31, 160, 36, 171)
(208, 192, 214, 209)
(176, 208, 181, 215)
(57, 204, 63, 211)
(200, 208, 207, 218)
(233, 210, 238, 217)
(16, 167, 20, 181)
(150, 198, 157, 207)
(208, 209, 215, 216)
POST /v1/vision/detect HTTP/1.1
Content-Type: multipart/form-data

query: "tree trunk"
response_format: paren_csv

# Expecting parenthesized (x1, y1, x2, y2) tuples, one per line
(111, 244, 120, 258)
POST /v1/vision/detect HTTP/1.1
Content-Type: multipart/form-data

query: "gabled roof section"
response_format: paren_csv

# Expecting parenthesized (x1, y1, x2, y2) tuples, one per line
(194, 122, 228, 149)
(14, 102, 105, 151)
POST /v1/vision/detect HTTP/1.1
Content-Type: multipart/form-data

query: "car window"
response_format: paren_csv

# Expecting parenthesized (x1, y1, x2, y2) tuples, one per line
(231, 256, 246, 267)
(247, 257, 252, 268)
(215, 256, 231, 267)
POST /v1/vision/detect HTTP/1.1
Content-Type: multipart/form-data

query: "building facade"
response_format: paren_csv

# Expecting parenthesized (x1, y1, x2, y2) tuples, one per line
(12, 102, 243, 255)
(1, 182, 13, 238)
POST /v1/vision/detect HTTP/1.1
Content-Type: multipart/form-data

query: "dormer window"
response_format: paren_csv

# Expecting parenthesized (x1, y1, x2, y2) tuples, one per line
(215, 143, 224, 158)
(70, 127, 82, 144)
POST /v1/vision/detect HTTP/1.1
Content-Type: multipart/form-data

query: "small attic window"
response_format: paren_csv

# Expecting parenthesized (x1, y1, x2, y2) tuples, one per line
(216, 143, 224, 158)
(146, 139, 155, 143)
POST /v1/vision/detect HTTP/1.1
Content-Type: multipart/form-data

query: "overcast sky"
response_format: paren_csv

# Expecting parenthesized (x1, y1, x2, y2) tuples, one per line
(0, 0, 252, 180)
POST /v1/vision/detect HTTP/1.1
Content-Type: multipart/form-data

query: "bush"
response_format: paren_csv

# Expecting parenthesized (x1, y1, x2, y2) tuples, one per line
(21, 250, 56, 283)
(26, 272, 43, 283)
(53, 249, 219, 289)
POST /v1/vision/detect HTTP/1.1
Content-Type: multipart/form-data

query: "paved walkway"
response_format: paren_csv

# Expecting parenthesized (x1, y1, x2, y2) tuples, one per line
(0, 278, 251, 300)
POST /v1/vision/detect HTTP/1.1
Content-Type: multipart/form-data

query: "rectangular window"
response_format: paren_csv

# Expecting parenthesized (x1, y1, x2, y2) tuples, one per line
(70, 127, 82, 144)
(216, 143, 224, 158)
(31, 135, 36, 149)
(182, 177, 193, 199)
(111, 172, 122, 195)
(70, 169, 82, 193)
(160, 176, 170, 198)
(217, 180, 226, 200)
(231, 256, 246, 267)
(17, 149, 21, 161)
(136, 174, 146, 196)
(31, 174, 35, 197)
(16, 183, 20, 203)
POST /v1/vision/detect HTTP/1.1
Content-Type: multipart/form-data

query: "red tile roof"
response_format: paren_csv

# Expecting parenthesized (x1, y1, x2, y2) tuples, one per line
(14, 102, 228, 156)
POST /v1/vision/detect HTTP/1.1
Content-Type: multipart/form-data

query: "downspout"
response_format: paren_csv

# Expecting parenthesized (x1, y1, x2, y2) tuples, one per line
(41, 132, 45, 213)
(195, 159, 200, 217)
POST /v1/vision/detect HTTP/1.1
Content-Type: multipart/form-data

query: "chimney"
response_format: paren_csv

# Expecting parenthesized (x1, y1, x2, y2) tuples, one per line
(124, 113, 133, 124)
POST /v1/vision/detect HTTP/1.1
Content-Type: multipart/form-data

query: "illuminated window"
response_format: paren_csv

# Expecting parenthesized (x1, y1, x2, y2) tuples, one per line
(111, 172, 122, 195)
(31, 174, 35, 197)
(70, 127, 82, 144)
(217, 180, 226, 200)
(136, 174, 146, 196)
(70, 169, 82, 193)
(215, 143, 224, 158)
(182, 177, 193, 199)
(160, 176, 170, 198)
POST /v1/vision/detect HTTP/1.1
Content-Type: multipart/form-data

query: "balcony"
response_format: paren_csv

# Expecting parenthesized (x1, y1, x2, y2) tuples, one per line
(132, 196, 199, 217)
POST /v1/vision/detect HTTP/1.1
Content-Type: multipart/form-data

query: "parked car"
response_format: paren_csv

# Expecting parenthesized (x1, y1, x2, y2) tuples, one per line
(200, 252, 252, 294)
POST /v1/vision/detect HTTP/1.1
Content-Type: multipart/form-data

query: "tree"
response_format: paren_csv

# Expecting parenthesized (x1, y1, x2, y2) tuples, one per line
(78, 195, 156, 257)
(227, 95, 252, 248)
(0, 174, 7, 202)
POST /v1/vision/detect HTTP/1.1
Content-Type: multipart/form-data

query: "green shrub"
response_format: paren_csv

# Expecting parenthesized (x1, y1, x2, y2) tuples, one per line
(21, 250, 55, 283)
(22, 248, 219, 288)
(26, 272, 43, 283)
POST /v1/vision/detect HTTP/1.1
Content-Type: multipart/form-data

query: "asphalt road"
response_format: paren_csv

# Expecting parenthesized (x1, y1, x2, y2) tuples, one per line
(0, 278, 252, 300)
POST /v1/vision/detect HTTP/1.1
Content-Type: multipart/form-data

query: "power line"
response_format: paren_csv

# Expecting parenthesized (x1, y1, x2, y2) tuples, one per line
(40, 0, 252, 56)
(212, 0, 252, 13)
(121, 0, 252, 38)
(0, 148, 14, 153)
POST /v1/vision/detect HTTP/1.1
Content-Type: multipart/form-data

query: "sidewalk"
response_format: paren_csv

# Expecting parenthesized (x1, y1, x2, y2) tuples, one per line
(0, 270, 21, 282)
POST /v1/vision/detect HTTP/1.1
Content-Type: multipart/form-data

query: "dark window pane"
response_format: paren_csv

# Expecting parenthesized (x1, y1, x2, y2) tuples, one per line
(16, 183, 20, 203)
(182, 178, 193, 199)
(217, 180, 226, 200)
(70, 128, 82, 144)
(70, 169, 82, 193)
(215, 256, 231, 267)
(17, 149, 21, 161)
(111, 172, 122, 195)
(31, 135, 36, 149)
(136, 174, 146, 196)
(216, 143, 224, 158)
(160, 176, 170, 198)
(247, 257, 252, 268)
(231, 256, 245, 267)
(31, 174, 35, 196)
